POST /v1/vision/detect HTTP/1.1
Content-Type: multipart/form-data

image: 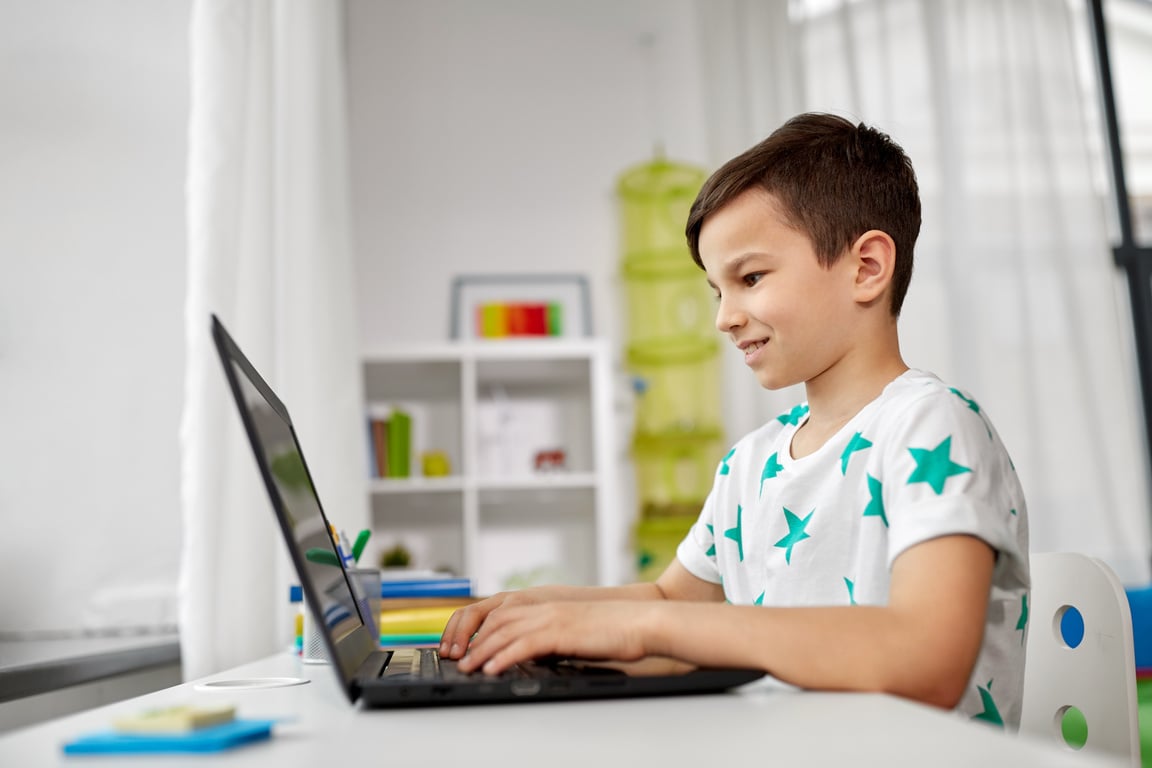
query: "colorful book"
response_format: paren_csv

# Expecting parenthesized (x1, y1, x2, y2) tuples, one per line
(386, 408, 411, 478)
(377, 605, 461, 635)
(379, 578, 472, 599)
(370, 418, 389, 478)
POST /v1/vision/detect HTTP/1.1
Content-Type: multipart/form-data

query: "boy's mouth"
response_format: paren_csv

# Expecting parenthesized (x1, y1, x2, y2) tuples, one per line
(739, 339, 768, 362)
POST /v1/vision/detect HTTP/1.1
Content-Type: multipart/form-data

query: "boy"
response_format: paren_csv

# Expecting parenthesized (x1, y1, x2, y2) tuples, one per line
(441, 113, 1030, 728)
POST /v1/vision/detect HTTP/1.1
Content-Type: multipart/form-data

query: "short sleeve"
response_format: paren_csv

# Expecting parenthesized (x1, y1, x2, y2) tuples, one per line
(875, 386, 1027, 585)
(675, 488, 723, 584)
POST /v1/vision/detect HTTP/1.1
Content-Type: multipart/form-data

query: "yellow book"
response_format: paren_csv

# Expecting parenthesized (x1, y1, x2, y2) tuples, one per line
(377, 605, 459, 635)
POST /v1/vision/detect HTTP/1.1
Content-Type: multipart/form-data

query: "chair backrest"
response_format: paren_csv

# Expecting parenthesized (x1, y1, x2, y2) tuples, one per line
(1020, 552, 1140, 764)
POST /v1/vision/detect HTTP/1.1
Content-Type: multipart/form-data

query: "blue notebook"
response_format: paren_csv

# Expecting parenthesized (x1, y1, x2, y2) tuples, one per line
(62, 719, 274, 755)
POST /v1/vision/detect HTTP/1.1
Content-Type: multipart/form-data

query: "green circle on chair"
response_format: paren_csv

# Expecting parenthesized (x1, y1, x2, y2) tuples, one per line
(1060, 705, 1088, 750)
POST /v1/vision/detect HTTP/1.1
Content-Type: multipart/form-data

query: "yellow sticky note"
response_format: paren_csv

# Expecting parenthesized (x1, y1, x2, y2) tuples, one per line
(114, 704, 236, 733)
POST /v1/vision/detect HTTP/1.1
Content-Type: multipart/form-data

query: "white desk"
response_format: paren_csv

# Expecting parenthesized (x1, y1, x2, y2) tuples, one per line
(0, 651, 1127, 767)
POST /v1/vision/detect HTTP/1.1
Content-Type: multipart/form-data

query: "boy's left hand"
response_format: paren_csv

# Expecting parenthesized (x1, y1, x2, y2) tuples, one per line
(455, 601, 652, 675)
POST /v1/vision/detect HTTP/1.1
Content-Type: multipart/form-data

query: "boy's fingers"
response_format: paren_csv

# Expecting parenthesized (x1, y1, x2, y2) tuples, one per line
(440, 598, 499, 657)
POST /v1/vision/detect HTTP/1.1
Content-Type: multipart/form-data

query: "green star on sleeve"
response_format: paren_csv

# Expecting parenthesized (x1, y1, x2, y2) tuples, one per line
(949, 387, 980, 414)
(863, 474, 887, 527)
(949, 387, 992, 438)
(774, 507, 813, 565)
(759, 452, 784, 497)
(907, 436, 971, 494)
(754, 591, 764, 606)
(705, 523, 716, 557)
(719, 447, 736, 475)
(723, 505, 744, 561)
(776, 403, 810, 426)
(839, 431, 873, 474)
(844, 577, 857, 605)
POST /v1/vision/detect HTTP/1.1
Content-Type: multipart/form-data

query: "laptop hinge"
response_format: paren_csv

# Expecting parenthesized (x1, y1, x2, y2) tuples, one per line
(355, 650, 392, 681)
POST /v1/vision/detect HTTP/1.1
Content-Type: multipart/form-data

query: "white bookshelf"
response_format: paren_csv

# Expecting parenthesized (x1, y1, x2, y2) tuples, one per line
(361, 339, 624, 595)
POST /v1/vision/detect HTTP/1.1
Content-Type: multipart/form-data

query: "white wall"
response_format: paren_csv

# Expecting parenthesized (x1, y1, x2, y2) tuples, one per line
(0, 2, 189, 634)
(346, 0, 710, 351)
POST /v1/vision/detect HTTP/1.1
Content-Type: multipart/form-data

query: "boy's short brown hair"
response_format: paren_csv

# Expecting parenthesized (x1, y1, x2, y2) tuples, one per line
(685, 113, 921, 316)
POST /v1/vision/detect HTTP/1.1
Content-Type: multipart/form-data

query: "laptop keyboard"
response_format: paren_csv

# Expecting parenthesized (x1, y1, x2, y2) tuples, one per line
(381, 648, 573, 681)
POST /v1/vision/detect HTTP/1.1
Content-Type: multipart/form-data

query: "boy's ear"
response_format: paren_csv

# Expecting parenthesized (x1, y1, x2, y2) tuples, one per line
(850, 230, 896, 305)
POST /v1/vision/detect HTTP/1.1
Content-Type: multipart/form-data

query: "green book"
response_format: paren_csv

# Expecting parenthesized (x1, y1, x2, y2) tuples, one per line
(387, 408, 411, 478)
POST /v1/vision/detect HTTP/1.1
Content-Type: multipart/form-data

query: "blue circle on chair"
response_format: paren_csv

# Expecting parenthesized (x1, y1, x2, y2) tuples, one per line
(1060, 605, 1085, 648)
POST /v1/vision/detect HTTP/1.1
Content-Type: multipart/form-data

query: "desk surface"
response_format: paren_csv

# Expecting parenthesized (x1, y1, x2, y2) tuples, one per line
(0, 651, 1127, 767)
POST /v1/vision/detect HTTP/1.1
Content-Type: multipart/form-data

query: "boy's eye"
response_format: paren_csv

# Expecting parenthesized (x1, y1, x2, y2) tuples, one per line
(742, 273, 764, 287)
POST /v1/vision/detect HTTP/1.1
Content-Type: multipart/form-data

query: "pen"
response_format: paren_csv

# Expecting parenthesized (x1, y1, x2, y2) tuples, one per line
(339, 529, 355, 567)
(351, 529, 371, 564)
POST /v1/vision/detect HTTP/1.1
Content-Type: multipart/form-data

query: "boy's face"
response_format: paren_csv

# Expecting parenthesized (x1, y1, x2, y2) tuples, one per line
(700, 189, 860, 391)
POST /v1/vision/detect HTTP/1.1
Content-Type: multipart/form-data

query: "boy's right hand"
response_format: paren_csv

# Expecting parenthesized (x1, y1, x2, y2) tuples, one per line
(439, 587, 563, 660)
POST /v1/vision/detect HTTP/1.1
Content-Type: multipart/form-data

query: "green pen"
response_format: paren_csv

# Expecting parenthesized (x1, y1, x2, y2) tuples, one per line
(351, 529, 371, 564)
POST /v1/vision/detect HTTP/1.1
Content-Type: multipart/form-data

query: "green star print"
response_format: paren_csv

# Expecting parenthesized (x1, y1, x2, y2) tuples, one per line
(1016, 593, 1028, 644)
(760, 452, 784, 497)
(705, 524, 716, 558)
(840, 432, 872, 474)
(777, 404, 809, 426)
(844, 578, 857, 605)
(724, 505, 744, 561)
(971, 680, 1004, 727)
(719, 447, 735, 476)
(949, 388, 980, 414)
(907, 436, 971, 494)
(774, 507, 813, 565)
(863, 474, 887, 527)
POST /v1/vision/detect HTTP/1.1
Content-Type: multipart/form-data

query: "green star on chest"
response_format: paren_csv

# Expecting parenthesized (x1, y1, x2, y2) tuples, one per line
(774, 507, 813, 565)
(863, 474, 888, 527)
(839, 431, 873, 474)
(907, 435, 971, 494)
(759, 452, 784, 497)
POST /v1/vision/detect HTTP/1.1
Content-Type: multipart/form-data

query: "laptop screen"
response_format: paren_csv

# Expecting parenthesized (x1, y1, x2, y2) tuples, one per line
(212, 316, 379, 697)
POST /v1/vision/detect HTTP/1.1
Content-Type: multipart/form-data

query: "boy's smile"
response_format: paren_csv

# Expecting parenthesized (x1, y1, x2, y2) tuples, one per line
(699, 189, 859, 392)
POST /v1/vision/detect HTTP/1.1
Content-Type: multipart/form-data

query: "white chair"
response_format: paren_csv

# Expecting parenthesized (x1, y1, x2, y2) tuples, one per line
(1020, 552, 1140, 765)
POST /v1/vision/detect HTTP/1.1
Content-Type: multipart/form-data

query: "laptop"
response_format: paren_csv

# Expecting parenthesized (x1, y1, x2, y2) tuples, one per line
(211, 314, 763, 707)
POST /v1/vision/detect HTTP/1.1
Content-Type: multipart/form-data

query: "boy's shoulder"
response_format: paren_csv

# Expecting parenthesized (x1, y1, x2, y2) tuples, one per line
(737, 369, 992, 449)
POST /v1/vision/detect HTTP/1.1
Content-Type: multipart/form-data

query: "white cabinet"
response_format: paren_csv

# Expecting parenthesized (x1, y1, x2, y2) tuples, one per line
(361, 339, 625, 595)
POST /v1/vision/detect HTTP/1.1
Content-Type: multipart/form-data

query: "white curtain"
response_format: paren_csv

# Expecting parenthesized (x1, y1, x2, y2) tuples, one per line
(180, 0, 368, 679)
(696, 0, 1152, 584)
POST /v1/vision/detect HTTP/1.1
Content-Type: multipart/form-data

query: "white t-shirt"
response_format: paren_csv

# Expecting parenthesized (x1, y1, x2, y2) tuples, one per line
(677, 369, 1030, 728)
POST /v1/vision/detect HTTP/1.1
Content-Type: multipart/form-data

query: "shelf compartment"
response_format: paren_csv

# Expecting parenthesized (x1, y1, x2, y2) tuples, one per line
(364, 357, 463, 479)
(369, 490, 465, 576)
(476, 487, 596, 594)
(474, 356, 594, 477)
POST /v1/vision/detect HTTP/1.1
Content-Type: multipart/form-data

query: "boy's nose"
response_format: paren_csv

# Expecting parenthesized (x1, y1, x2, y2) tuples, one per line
(715, 297, 745, 333)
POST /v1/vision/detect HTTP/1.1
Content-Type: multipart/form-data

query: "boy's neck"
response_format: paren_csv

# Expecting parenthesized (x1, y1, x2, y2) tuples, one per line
(792, 337, 908, 459)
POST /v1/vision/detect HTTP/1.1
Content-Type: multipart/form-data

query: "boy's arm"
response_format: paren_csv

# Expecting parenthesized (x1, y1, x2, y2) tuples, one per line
(646, 534, 994, 708)
(455, 533, 994, 710)
(438, 564, 723, 658)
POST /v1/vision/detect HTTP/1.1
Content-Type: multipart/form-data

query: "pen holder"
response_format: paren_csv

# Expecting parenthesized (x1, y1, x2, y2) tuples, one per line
(348, 566, 382, 642)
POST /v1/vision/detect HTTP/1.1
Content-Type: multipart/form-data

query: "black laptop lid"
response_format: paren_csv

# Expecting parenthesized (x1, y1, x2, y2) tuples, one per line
(211, 315, 376, 702)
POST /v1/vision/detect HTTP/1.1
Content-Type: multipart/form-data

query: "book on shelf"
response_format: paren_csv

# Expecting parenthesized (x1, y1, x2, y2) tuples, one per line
(369, 418, 389, 478)
(386, 408, 411, 478)
(365, 407, 411, 479)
